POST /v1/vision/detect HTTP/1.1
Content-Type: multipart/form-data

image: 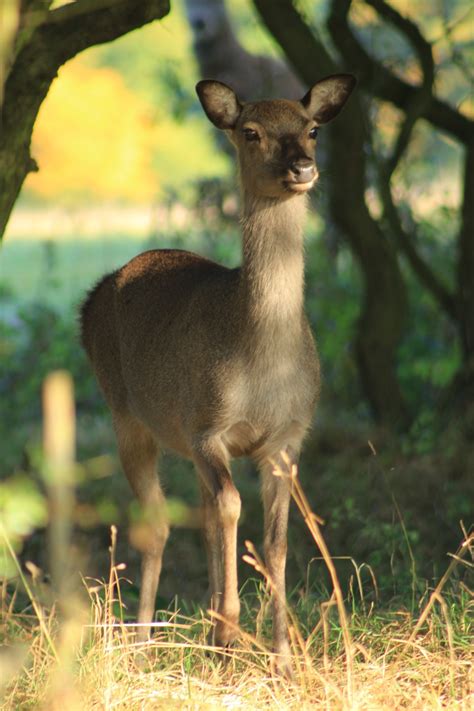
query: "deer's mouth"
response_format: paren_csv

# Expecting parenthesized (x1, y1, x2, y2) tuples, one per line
(284, 176, 318, 193)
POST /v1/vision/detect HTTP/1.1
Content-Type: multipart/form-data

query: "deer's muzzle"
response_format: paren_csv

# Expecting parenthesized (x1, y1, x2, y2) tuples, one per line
(290, 159, 316, 184)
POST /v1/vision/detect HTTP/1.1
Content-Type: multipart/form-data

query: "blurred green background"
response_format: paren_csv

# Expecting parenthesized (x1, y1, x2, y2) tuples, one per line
(1, 0, 472, 613)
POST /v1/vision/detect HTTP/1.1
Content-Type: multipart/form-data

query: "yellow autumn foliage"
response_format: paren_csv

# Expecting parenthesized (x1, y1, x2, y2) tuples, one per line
(26, 60, 158, 202)
(24, 48, 229, 204)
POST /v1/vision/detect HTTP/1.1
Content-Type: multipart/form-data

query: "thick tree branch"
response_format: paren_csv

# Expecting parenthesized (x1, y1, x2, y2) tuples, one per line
(253, 0, 335, 82)
(13, 1, 52, 68)
(48, 0, 136, 23)
(37, 0, 169, 68)
(0, 0, 170, 237)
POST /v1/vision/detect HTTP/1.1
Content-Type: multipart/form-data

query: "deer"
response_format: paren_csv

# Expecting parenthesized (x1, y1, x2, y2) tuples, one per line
(80, 73, 356, 675)
(185, 0, 304, 102)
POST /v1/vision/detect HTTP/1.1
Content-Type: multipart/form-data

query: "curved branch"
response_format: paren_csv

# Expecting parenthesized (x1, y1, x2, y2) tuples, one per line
(366, 0, 433, 64)
(4, 0, 169, 137)
(43, 0, 170, 65)
(366, 0, 434, 175)
(378, 181, 457, 319)
(48, 0, 137, 23)
(327, 0, 473, 144)
(370, 1, 456, 318)
(329, 0, 457, 320)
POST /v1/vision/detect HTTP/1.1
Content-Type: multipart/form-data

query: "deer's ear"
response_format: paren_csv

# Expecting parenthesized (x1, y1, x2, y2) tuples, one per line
(196, 80, 242, 129)
(301, 74, 356, 125)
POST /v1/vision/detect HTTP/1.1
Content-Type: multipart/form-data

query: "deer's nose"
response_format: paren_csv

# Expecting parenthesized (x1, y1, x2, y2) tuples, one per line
(290, 159, 316, 183)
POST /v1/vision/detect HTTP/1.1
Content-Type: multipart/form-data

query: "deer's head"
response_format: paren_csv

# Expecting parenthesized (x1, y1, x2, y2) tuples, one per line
(197, 74, 356, 199)
(185, 0, 227, 45)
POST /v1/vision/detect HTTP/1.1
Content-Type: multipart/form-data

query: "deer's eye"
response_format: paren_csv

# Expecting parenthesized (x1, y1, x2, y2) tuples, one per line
(243, 128, 259, 142)
(309, 127, 319, 140)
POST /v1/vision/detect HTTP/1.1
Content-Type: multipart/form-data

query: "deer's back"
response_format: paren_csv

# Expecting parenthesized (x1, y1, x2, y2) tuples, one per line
(82, 250, 238, 451)
(81, 249, 319, 459)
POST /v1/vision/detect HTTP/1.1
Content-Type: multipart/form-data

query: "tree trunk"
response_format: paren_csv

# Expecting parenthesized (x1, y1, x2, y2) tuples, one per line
(0, 0, 170, 238)
(457, 140, 474, 368)
(451, 138, 474, 409)
(327, 100, 409, 427)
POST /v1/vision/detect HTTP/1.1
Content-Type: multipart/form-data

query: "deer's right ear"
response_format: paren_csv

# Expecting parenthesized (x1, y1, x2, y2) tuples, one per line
(196, 80, 242, 130)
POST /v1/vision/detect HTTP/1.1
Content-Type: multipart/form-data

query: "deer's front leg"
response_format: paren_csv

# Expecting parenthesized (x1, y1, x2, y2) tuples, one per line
(200, 481, 223, 614)
(260, 449, 295, 675)
(193, 438, 241, 647)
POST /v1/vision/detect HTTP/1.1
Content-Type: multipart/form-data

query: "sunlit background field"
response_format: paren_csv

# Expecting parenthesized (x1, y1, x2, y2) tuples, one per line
(1, 0, 473, 707)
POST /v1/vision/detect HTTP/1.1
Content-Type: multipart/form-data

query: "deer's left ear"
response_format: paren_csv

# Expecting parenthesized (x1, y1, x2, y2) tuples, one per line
(301, 74, 356, 125)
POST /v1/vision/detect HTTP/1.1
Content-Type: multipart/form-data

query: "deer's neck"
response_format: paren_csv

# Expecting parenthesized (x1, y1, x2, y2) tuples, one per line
(239, 193, 307, 338)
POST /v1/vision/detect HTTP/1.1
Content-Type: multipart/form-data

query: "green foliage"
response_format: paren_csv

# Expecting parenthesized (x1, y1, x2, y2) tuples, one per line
(1, 208, 471, 604)
(305, 236, 365, 411)
(0, 287, 101, 476)
(0, 475, 47, 577)
(397, 205, 462, 416)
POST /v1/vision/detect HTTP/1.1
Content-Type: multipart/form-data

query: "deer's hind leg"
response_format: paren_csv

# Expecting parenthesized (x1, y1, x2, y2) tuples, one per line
(113, 411, 169, 641)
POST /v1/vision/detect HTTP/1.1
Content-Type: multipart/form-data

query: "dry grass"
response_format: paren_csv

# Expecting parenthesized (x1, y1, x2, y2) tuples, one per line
(0, 582, 472, 710)
(1, 510, 472, 710)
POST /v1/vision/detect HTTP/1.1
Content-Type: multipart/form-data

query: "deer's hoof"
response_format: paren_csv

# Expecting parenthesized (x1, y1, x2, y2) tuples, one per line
(271, 643, 294, 680)
(206, 620, 239, 663)
(214, 618, 239, 647)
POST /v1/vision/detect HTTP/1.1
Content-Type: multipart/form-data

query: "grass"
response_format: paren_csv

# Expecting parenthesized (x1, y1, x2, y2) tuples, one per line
(0, 231, 159, 310)
(1, 488, 472, 710)
(1, 203, 242, 308)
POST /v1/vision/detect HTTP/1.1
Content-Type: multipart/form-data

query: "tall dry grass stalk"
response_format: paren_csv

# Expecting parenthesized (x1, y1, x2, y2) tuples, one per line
(42, 370, 76, 601)
(1, 371, 472, 709)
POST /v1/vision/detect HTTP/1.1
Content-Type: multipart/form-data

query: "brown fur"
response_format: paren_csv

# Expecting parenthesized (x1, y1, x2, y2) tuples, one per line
(80, 74, 355, 675)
